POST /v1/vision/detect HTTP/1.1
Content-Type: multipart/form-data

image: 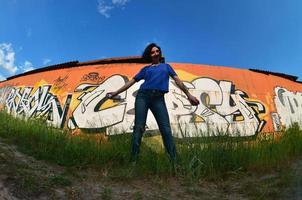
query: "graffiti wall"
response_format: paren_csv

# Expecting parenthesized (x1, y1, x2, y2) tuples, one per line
(1, 58, 302, 138)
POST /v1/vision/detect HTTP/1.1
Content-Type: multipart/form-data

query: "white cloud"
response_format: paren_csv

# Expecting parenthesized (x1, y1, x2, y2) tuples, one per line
(97, 0, 130, 18)
(0, 43, 35, 78)
(0, 43, 18, 75)
(20, 61, 34, 72)
(112, 0, 129, 6)
(43, 58, 51, 65)
(98, 0, 114, 18)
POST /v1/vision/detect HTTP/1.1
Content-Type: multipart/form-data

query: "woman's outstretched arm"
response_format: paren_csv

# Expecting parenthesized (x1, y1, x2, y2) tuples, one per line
(172, 76, 200, 106)
(107, 79, 136, 97)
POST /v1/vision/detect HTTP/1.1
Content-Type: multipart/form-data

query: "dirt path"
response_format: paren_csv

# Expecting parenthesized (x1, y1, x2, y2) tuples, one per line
(0, 179, 18, 200)
(0, 138, 300, 200)
(280, 159, 302, 199)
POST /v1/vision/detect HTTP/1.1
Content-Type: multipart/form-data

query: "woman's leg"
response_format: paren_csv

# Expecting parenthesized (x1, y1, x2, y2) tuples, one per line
(150, 96, 176, 161)
(131, 93, 149, 161)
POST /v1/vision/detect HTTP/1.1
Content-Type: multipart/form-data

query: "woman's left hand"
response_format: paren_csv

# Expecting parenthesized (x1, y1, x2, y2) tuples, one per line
(188, 94, 200, 106)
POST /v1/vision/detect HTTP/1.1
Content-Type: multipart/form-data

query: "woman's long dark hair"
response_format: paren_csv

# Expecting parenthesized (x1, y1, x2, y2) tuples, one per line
(142, 43, 164, 63)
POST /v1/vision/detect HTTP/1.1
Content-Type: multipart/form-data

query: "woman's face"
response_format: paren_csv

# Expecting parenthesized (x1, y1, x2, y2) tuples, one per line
(150, 46, 160, 63)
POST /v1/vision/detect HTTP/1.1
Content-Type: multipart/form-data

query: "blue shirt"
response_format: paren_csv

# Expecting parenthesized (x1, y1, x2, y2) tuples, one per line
(133, 63, 177, 93)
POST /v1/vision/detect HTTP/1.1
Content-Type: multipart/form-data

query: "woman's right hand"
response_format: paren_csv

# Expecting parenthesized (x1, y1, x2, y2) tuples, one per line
(106, 92, 118, 99)
(187, 94, 200, 106)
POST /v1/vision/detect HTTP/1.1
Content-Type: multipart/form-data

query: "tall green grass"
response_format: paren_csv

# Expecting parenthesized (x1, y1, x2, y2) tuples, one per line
(1, 110, 302, 179)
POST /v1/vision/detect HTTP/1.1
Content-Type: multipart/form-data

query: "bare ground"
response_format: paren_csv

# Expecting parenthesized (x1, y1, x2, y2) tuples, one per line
(0, 139, 301, 200)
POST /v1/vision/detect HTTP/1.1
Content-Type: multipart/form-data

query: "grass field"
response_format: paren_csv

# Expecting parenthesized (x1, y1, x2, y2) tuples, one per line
(1, 110, 302, 181)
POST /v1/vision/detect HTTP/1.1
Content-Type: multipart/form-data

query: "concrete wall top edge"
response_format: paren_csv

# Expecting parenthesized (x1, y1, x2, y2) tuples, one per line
(0, 56, 299, 84)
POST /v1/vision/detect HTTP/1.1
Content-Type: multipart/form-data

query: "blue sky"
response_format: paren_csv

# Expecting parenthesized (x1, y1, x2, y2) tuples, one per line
(1, 0, 302, 81)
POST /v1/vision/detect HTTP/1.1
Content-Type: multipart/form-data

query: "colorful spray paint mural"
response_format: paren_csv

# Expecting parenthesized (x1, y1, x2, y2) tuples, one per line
(0, 57, 301, 138)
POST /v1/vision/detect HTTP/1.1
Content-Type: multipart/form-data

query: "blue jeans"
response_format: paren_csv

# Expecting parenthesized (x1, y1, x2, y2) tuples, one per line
(131, 89, 176, 161)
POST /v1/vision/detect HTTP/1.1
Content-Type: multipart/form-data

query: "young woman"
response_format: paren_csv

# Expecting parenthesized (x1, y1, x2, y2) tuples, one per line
(107, 43, 199, 162)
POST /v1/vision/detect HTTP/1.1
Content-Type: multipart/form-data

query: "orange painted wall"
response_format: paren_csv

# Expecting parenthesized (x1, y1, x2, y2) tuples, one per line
(0, 61, 301, 137)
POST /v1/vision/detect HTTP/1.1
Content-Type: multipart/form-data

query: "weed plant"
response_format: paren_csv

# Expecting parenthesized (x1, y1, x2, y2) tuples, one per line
(1, 110, 302, 180)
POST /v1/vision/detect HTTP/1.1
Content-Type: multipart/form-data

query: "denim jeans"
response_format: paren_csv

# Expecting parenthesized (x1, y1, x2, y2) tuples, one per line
(131, 89, 176, 161)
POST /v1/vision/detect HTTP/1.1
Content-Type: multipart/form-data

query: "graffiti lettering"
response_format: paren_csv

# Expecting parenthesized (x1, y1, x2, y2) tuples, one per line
(68, 75, 128, 129)
(0, 86, 13, 105)
(53, 75, 68, 91)
(70, 76, 266, 137)
(168, 78, 266, 137)
(271, 112, 282, 131)
(81, 72, 105, 83)
(274, 87, 302, 127)
(5, 85, 72, 128)
(0, 76, 267, 137)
